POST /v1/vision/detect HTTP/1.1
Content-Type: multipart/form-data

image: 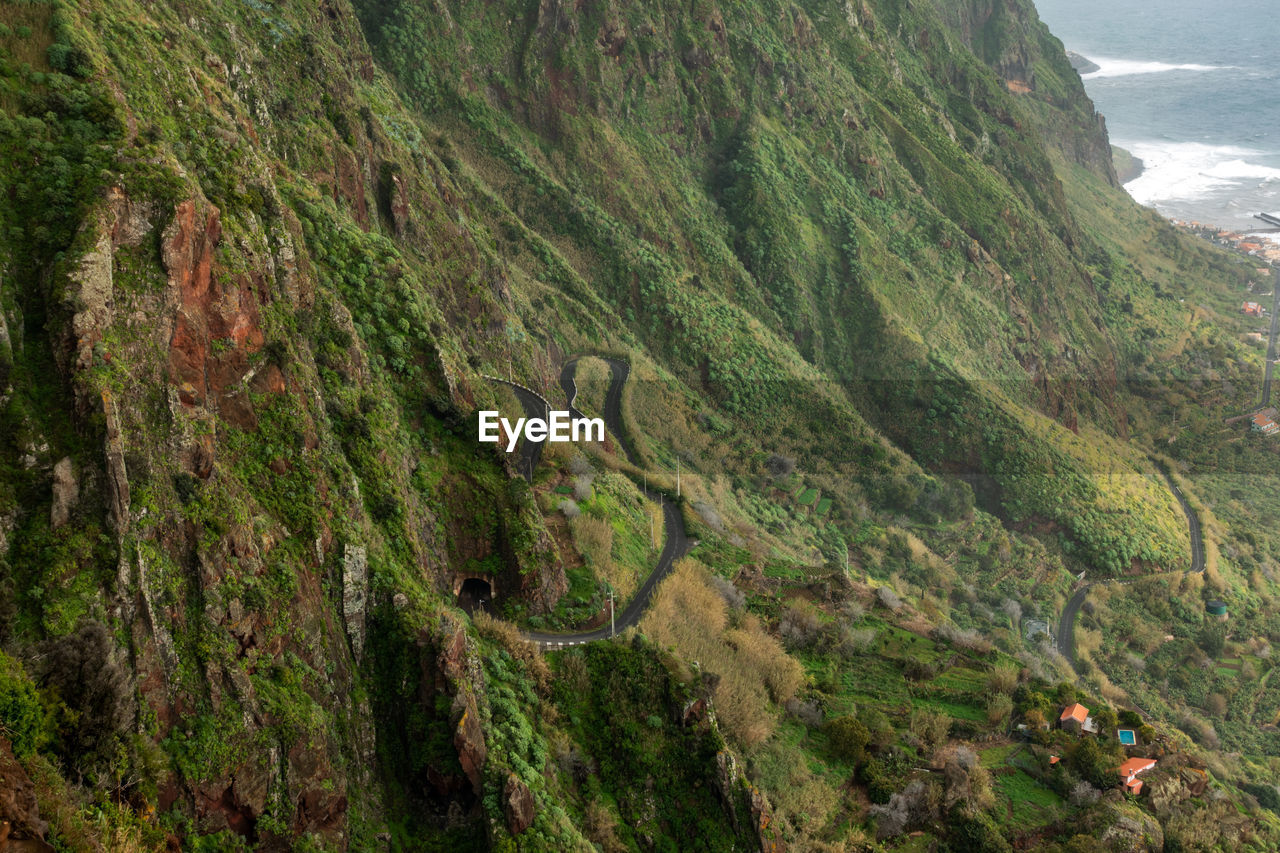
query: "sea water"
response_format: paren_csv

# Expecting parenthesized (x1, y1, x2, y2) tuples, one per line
(1033, 0, 1280, 232)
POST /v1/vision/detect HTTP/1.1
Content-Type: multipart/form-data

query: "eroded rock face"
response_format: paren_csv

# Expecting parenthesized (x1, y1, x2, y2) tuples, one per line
(342, 545, 369, 659)
(715, 748, 785, 852)
(502, 772, 535, 835)
(0, 511, 13, 559)
(163, 199, 270, 429)
(49, 457, 77, 530)
(67, 227, 115, 375)
(1089, 802, 1163, 853)
(101, 390, 130, 534)
(389, 173, 412, 236)
(749, 786, 785, 853)
(451, 690, 487, 797)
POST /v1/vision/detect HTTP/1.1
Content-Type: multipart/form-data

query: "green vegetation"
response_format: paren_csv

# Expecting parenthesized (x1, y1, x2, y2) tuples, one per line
(0, 0, 1278, 847)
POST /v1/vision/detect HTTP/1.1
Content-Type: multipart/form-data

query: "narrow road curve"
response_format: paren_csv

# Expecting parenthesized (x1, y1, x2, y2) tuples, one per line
(486, 377, 549, 483)
(524, 495, 687, 647)
(488, 358, 689, 648)
(560, 356, 637, 464)
(1056, 459, 1206, 671)
(1158, 463, 1204, 576)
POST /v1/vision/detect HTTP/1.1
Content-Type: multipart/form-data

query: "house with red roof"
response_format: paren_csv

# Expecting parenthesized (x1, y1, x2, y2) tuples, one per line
(1244, 301, 1265, 316)
(1252, 412, 1279, 436)
(1060, 703, 1095, 734)
(1117, 757, 1156, 795)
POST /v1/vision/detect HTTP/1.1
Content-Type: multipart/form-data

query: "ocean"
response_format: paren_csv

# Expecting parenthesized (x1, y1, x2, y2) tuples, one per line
(1033, 0, 1280, 232)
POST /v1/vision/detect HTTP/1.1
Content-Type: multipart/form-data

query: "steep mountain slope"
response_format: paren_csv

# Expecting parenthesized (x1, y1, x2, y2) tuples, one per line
(0, 0, 1274, 849)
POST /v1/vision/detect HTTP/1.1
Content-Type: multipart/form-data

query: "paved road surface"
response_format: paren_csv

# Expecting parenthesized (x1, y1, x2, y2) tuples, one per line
(488, 378, 549, 482)
(1056, 584, 1091, 668)
(560, 356, 637, 464)
(489, 357, 688, 648)
(1158, 464, 1204, 576)
(1056, 459, 1205, 671)
(523, 495, 688, 647)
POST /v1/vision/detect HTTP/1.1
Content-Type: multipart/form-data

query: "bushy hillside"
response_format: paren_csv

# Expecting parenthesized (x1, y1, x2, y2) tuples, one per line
(0, 0, 1276, 848)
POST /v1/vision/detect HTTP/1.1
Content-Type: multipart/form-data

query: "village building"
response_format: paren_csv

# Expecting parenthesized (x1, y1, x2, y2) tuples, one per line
(1252, 412, 1279, 435)
(1243, 301, 1264, 316)
(1117, 757, 1157, 795)
(1059, 703, 1097, 734)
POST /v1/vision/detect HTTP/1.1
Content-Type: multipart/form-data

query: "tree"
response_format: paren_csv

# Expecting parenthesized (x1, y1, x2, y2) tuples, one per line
(1092, 706, 1117, 735)
(825, 715, 870, 765)
(870, 780, 941, 839)
(1001, 598, 1022, 630)
(943, 748, 995, 814)
(947, 810, 1012, 853)
(1198, 623, 1226, 658)
(36, 621, 132, 779)
(1067, 737, 1120, 790)
(911, 709, 951, 753)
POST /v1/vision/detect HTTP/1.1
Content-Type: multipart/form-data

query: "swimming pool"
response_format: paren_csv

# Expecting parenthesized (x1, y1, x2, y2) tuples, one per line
(1117, 729, 1137, 746)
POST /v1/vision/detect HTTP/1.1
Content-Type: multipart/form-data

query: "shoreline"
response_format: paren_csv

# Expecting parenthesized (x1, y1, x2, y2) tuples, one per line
(1066, 50, 1100, 76)
(1112, 144, 1145, 184)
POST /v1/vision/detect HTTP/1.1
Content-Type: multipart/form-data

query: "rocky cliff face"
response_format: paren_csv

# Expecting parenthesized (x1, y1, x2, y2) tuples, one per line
(0, 0, 1226, 847)
(936, 0, 1118, 185)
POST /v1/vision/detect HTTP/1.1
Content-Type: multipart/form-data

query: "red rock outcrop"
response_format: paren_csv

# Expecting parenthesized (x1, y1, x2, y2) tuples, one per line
(163, 200, 273, 429)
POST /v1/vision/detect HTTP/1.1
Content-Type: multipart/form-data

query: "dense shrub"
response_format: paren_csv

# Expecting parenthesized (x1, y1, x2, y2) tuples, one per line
(825, 715, 870, 764)
(0, 652, 48, 756)
(36, 621, 132, 775)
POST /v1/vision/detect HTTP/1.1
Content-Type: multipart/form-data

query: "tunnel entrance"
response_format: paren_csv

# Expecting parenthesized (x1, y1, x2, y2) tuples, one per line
(457, 578, 493, 615)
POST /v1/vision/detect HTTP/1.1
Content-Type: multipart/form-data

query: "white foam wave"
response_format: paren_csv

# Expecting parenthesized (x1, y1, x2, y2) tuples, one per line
(1122, 141, 1280, 205)
(1082, 57, 1234, 79)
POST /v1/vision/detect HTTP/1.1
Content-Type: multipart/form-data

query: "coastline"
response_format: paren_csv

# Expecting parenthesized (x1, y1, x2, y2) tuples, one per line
(1066, 50, 1100, 75)
(1112, 144, 1145, 184)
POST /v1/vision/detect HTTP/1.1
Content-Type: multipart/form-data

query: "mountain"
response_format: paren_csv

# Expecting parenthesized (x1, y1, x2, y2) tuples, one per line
(0, 0, 1276, 849)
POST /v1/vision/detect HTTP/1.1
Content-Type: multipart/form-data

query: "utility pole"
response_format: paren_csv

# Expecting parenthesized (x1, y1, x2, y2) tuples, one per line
(650, 508, 655, 549)
(676, 457, 681, 498)
(609, 587, 615, 638)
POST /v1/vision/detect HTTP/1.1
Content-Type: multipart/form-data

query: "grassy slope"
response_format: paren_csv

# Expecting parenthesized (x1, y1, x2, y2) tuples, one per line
(0, 0, 1278, 848)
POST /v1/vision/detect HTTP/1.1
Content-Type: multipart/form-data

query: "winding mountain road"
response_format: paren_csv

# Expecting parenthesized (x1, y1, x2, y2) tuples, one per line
(560, 356, 637, 464)
(1056, 459, 1205, 671)
(485, 376, 550, 482)
(524, 496, 688, 647)
(488, 357, 689, 648)
(1160, 465, 1204, 576)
